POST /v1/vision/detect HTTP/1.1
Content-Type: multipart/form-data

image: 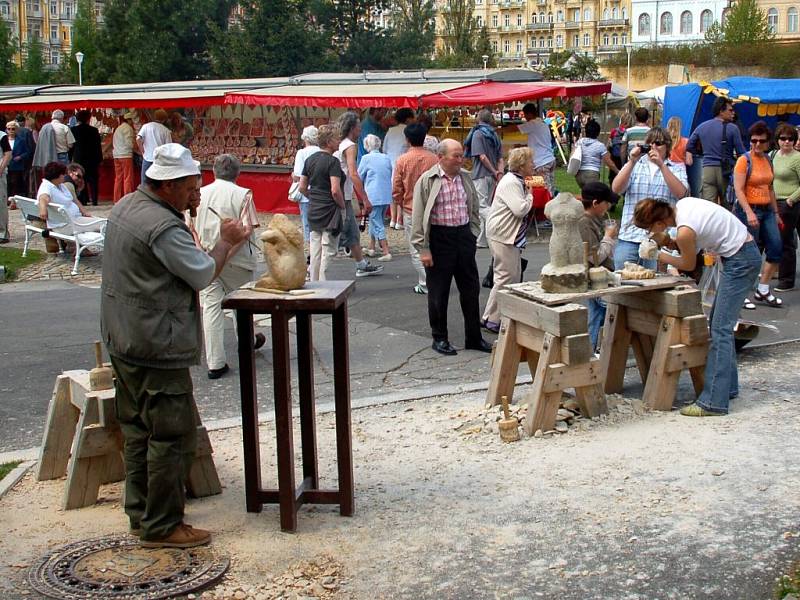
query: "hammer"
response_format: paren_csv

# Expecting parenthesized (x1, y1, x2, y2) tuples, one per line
(89, 341, 114, 391)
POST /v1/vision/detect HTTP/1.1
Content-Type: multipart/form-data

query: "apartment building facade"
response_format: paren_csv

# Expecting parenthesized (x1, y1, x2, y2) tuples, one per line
(0, 0, 104, 67)
(756, 0, 800, 40)
(630, 0, 728, 46)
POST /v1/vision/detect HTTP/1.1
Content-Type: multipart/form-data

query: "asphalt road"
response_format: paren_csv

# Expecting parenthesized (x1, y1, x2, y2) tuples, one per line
(2, 244, 799, 453)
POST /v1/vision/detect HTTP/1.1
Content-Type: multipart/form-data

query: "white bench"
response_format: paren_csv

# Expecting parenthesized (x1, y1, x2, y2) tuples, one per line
(14, 195, 107, 275)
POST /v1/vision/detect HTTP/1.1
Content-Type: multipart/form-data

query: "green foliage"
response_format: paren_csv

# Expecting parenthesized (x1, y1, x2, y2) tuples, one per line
(387, 0, 437, 69)
(543, 51, 602, 81)
(435, 0, 486, 67)
(710, 0, 774, 44)
(775, 566, 800, 599)
(18, 38, 47, 85)
(0, 19, 16, 84)
(0, 248, 44, 280)
(70, 0, 99, 84)
(0, 461, 21, 481)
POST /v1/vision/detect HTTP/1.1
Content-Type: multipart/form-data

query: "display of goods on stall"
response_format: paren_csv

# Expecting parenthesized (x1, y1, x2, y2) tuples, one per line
(189, 106, 301, 167)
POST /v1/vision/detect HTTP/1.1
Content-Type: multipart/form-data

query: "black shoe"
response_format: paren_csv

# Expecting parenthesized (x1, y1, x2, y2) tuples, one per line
(253, 332, 266, 350)
(0, 238, 9, 244)
(432, 340, 457, 356)
(207, 364, 229, 379)
(774, 283, 794, 292)
(465, 339, 493, 353)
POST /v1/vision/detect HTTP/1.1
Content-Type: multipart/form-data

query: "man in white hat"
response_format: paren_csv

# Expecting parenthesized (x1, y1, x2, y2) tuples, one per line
(112, 111, 136, 202)
(101, 143, 250, 549)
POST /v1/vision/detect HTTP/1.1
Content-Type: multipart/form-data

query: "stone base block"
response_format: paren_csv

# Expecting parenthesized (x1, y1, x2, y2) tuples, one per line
(540, 263, 588, 293)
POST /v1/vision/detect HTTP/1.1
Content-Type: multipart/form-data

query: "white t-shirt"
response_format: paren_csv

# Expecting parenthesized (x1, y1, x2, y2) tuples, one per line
(518, 118, 555, 168)
(112, 122, 135, 158)
(136, 121, 172, 161)
(382, 124, 408, 168)
(38, 179, 81, 219)
(675, 197, 748, 258)
(338, 138, 357, 201)
(51, 120, 75, 153)
(293, 145, 321, 204)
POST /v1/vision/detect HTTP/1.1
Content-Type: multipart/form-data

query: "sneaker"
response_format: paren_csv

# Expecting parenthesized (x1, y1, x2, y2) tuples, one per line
(377, 253, 392, 262)
(140, 523, 211, 548)
(413, 284, 428, 294)
(389, 221, 396, 229)
(356, 264, 384, 277)
(393, 223, 403, 230)
(253, 332, 266, 350)
(679, 403, 726, 417)
(774, 284, 794, 292)
(365, 248, 376, 257)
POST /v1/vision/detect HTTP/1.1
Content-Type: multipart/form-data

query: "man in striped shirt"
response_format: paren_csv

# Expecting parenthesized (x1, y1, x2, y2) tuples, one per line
(410, 139, 491, 356)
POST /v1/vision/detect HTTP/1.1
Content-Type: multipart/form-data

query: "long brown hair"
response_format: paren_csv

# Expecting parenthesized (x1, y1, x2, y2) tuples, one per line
(666, 117, 682, 145)
(633, 199, 674, 230)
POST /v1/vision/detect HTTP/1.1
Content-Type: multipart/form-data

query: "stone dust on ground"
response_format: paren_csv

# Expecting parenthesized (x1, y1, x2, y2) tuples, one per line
(1, 344, 799, 599)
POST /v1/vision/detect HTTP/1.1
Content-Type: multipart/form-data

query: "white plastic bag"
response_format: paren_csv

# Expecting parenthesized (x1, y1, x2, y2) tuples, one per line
(566, 140, 583, 176)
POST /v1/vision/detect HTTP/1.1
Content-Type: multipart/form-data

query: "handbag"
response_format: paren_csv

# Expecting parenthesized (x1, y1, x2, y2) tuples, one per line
(566, 140, 583, 176)
(287, 181, 303, 203)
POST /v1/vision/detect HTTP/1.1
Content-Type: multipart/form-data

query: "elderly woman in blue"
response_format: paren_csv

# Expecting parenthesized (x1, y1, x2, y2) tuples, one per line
(357, 134, 394, 261)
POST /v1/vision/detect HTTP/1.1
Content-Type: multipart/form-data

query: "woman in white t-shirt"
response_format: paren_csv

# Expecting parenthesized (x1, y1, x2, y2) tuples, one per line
(633, 197, 760, 418)
(575, 119, 618, 189)
(36, 161, 93, 252)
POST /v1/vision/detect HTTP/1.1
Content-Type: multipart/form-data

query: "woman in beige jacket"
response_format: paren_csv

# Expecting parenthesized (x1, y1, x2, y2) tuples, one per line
(481, 147, 535, 332)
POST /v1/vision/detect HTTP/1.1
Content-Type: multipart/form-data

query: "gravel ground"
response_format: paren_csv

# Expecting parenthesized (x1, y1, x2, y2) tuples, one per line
(1, 343, 799, 599)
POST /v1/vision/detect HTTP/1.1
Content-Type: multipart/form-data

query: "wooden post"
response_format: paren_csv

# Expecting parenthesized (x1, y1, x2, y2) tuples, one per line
(36, 375, 76, 481)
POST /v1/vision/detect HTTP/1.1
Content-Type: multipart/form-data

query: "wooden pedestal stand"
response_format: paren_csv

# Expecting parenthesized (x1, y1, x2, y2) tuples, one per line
(36, 370, 221, 510)
(486, 290, 607, 436)
(600, 287, 709, 410)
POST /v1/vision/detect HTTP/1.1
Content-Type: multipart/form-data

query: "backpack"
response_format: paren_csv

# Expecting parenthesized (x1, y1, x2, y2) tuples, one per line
(725, 151, 773, 208)
(609, 127, 625, 158)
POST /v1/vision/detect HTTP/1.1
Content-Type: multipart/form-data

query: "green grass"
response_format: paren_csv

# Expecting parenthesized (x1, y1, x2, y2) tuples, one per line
(0, 247, 44, 281)
(0, 461, 21, 481)
(776, 564, 800, 599)
(553, 166, 622, 220)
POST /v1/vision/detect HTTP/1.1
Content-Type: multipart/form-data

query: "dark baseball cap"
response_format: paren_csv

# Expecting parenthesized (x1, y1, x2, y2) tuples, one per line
(581, 181, 619, 207)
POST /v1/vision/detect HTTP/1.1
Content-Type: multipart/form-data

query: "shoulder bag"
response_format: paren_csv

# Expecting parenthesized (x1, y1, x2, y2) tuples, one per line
(566, 139, 583, 176)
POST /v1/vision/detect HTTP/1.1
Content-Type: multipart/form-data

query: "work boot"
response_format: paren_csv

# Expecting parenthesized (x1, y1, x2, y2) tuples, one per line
(140, 523, 211, 548)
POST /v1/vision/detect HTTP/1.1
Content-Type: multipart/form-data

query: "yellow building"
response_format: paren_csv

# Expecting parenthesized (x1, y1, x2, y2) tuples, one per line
(435, 0, 632, 66)
(754, 0, 800, 41)
(0, 0, 104, 67)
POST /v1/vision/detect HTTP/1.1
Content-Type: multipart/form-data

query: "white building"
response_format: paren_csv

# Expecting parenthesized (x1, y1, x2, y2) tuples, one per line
(631, 0, 729, 46)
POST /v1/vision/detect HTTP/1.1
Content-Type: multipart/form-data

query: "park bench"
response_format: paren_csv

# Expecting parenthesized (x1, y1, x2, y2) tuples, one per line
(14, 194, 107, 275)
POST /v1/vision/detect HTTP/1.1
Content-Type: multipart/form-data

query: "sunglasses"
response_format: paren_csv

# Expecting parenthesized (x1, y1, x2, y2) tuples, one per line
(779, 136, 797, 142)
(750, 138, 769, 144)
(649, 141, 667, 146)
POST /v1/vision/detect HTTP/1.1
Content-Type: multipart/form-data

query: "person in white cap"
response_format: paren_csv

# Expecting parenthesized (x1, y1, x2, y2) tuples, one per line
(100, 143, 250, 550)
(112, 112, 136, 202)
(32, 109, 75, 171)
(292, 125, 321, 243)
(195, 153, 263, 380)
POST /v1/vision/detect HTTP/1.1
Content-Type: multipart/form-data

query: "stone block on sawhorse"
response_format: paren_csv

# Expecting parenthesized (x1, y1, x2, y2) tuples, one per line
(600, 287, 708, 412)
(36, 370, 222, 510)
(486, 290, 608, 436)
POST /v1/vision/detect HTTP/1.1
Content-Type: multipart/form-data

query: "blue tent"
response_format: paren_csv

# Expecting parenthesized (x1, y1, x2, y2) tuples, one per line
(662, 76, 800, 136)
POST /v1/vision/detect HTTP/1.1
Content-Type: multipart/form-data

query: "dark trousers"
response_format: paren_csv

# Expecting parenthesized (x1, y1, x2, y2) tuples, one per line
(6, 170, 26, 198)
(425, 224, 482, 345)
(111, 356, 197, 540)
(84, 166, 99, 205)
(778, 199, 800, 287)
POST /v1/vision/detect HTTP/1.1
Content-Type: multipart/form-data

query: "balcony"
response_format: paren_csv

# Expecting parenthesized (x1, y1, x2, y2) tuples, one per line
(597, 44, 625, 53)
(537, 0, 547, 4)
(500, 24, 525, 31)
(498, 53, 525, 61)
(598, 19, 628, 27)
(526, 46, 552, 55)
(498, 0, 525, 8)
(563, 20, 580, 28)
(527, 22, 553, 30)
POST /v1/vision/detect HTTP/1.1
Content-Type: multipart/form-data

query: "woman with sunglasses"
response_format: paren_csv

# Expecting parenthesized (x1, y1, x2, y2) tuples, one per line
(611, 126, 688, 269)
(733, 121, 783, 307)
(771, 123, 800, 292)
(633, 198, 759, 417)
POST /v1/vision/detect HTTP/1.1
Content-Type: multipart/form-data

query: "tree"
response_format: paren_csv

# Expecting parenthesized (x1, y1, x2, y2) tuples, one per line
(436, 0, 482, 66)
(95, 0, 234, 83)
(17, 37, 48, 84)
(704, 0, 774, 44)
(0, 18, 16, 84)
(70, 0, 101, 84)
(542, 51, 601, 81)
(210, 0, 335, 78)
(386, 0, 436, 68)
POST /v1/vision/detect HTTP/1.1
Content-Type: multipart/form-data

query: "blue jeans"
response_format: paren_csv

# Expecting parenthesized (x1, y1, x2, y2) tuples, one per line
(587, 297, 606, 352)
(369, 204, 388, 241)
(299, 201, 310, 242)
(734, 204, 782, 263)
(56, 152, 69, 165)
(141, 159, 152, 183)
(697, 241, 761, 413)
(613, 239, 657, 271)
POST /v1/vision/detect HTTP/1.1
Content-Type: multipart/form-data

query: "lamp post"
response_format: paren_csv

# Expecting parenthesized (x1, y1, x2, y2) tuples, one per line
(75, 52, 84, 86)
(625, 44, 632, 91)
(482, 54, 489, 73)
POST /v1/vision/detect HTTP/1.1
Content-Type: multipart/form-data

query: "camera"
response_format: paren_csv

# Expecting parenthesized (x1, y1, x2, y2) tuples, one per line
(639, 143, 651, 154)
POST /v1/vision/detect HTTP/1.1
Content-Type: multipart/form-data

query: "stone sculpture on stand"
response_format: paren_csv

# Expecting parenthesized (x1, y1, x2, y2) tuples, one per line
(254, 214, 307, 292)
(540, 192, 588, 293)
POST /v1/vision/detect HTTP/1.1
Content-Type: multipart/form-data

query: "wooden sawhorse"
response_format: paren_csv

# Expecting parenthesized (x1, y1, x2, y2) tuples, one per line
(487, 289, 607, 436)
(36, 370, 222, 509)
(599, 287, 709, 410)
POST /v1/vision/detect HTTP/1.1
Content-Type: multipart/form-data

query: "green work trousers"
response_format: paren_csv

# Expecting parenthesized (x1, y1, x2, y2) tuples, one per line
(702, 166, 727, 205)
(111, 356, 197, 541)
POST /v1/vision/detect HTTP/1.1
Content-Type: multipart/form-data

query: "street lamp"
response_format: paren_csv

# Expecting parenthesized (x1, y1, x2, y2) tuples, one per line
(624, 44, 633, 91)
(482, 54, 489, 73)
(75, 52, 84, 86)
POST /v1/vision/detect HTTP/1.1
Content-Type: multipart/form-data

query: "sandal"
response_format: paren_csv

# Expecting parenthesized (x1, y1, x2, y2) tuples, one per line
(413, 284, 427, 295)
(754, 290, 783, 307)
(743, 298, 756, 310)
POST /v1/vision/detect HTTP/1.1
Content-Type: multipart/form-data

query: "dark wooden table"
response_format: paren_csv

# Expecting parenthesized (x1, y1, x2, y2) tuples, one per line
(222, 280, 355, 532)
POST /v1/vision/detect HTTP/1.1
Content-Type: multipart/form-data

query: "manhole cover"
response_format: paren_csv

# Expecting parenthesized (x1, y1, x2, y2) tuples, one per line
(27, 534, 229, 599)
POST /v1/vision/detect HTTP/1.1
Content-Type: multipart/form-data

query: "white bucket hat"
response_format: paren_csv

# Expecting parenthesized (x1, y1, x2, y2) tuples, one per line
(145, 143, 201, 181)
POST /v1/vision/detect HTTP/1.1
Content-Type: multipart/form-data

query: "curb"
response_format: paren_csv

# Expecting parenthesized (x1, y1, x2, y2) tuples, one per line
(0, 460, 35, 500)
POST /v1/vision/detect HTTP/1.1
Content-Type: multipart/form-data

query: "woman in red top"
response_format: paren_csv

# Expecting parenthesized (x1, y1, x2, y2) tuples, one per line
(667, 117, 693, 166)
(733, 120, 783, 307)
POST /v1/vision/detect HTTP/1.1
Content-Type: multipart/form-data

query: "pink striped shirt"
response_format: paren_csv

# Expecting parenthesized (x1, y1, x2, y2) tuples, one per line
(430, 167, 470, 227)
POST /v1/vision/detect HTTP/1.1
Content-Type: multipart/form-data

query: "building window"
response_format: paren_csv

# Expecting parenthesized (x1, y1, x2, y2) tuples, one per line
(603, 8, 609, 20)
(621, 33, 627, 44)
(680, 10, 692, 34)
(789, 7, 799, 32)
(768, 8, 778, 33)
(557, 10, 563, 22)
(0, 1, 9, 16)
(63, 1, 72, 17)
(612, 7, 618, 19)
(603, 33, 609, 45)
(28, 22, 41, 38)
(622, 8, 627, 19)
(661, 12, 672, 35)
(50, 23, 57, 39)
(49, 1, 56, 15)
(504, 13, 509, 26)
(50, 50, 59, 64)
(517, 13, 522, 26)
(492, 40, 498, 52)
(539, 36, 545, 47)
(700, 9, 713, 32)
(477, 15, 483, 27)
(583, 8, 591, 21)
(583, 32, 590, 46)
(638, 13, 650, 36)
(572, 8, 580, 21)
(547, 12, 553, 23)
(504, 40, 510, 53)
(556, 34, 563, 47)
(492, 14, 498, 27)
(516, 39, 522, 52)
(572, 34, 578, 46)
(612, 33, 618, 45)
(547, 36, 552, 47)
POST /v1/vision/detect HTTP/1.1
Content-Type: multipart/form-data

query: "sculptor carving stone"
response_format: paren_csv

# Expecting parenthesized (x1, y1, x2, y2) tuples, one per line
(254, 214, 307, 291)
(540, 192, 588, 293)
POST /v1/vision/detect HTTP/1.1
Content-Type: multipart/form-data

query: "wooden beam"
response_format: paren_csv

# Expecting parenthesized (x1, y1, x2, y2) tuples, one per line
(642, 316, 682, 411)
(574, 383, 608, 418)
(36, 375, 76, 481)
(600, 304, 631, 394)
(523, 332, 562, 435)
(630, 333, 651, 384)
(487, 317, 523, 406)
(625, 307, 660, 337)
(543, 358, 602, 393)
(498, 290, 587, 337)
(665, 343, 708, 373)
(680, 314, 709, 346)
(515, 321, 545, 353)
(560, 333, 592, 365)
(607, 287, 702, 318)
